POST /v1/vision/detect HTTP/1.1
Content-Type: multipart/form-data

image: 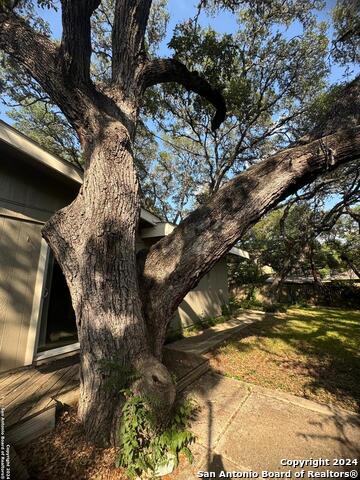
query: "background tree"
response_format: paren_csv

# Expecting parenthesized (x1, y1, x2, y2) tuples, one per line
(0, 0, 359, 446)
(324, 207, 360, 279)
(236, 163, 360, 292)
(332, 0, 360, 67)
(0, 0, 169, 171)
(144, 1, 330, 220)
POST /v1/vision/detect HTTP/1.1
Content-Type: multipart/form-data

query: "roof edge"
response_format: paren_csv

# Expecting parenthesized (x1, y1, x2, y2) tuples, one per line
(0, 120, 83, 184)
(0, 120, 163, 225)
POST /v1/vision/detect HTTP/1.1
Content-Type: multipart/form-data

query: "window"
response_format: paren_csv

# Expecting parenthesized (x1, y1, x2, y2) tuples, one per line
(37, 253, 78, 352)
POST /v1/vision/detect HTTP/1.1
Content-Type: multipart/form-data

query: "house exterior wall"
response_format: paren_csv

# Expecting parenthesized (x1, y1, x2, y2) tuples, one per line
(169, 257, 229, 333)
(0, 216, 42, 372)
(0, 153, 78, 372)
(0, 151, 78, 223)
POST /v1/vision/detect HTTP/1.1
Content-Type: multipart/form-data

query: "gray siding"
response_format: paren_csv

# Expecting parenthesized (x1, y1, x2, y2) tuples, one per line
(169, 257, 229, 332)
(0, 217, 42, 371)
(0, 155, 78, 224)
(0, 152, 78, 372)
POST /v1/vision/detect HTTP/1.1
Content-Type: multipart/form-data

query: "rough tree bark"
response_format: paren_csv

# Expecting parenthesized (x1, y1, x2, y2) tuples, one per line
(0, 0, 228, 445)
(341, 252, 360, 278)
(0, 1, 360, 446)
(42, 120, 178, 445)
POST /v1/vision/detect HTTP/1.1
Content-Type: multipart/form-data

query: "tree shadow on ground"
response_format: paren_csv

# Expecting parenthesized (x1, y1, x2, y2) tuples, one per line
(183, 364, 360, 478)
(207, 308, 360, 413)
(297, 406, 360, 459)
(13, 307, 360, 479)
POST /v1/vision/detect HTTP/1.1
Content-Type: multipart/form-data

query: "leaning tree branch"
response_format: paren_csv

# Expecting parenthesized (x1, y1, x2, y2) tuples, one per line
(140, 126, 360, 355)
(0, 8, 94, 135)
(0, 10, 59, 99)
(345, 205, 360, 227)
(140, 58, 226, 131)
(140, 98, 360, 356)
(59, 0, 101, 83)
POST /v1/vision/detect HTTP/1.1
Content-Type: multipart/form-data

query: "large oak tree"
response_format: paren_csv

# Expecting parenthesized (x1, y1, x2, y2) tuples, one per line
(0, 0, 359, 445)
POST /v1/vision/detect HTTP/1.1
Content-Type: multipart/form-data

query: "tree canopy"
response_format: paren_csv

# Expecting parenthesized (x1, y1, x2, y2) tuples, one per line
(1, 0, 359, 222)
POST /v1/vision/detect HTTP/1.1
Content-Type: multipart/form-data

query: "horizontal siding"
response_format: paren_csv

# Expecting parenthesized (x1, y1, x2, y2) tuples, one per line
(0, 216, 42, 372)
(0, 149, 79, 372)
(0, 155, 78, 223)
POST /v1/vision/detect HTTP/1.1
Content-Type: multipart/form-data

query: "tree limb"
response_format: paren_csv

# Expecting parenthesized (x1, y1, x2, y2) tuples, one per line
(345, 205, 360, 228)
(140, 78, 360, 349)
(0, 10, 59, 98)
(0, 8, 94, 135)
(112, 0, 153, 85)
(59, 0, 101, 83)
(140, 58, 226, 131)
(140, 124, 360, 355)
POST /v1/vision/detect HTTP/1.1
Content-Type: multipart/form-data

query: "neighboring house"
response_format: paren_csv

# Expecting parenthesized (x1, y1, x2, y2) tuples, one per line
(0, 121, 248, 373)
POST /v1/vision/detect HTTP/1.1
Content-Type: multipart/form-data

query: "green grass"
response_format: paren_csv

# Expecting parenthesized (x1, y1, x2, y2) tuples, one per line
(209, 307, 360, 412)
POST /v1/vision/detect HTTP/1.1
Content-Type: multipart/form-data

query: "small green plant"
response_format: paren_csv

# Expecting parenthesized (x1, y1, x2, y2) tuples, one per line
(117, 392, 196, 479)
(100, 359, 140, 392)
(166, 297, 244, 344)
(221, 296, 242, 316)
(238, 297, 264, 310)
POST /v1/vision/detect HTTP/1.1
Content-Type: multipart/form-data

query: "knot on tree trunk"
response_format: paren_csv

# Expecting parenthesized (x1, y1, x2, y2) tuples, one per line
(133, 355, 176, 426)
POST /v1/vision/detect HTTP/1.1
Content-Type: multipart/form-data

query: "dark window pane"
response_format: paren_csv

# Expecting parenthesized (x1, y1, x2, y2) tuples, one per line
(37, 257, 77, 352)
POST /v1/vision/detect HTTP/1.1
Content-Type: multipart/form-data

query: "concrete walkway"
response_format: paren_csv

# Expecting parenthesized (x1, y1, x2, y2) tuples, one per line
(168, 310, 266, 355)
(174, 373, 360, 478)
(165, 313, 360, 479)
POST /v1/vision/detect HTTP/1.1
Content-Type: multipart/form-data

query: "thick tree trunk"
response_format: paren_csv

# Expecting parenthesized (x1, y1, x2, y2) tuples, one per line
(43, 120, 175, 445)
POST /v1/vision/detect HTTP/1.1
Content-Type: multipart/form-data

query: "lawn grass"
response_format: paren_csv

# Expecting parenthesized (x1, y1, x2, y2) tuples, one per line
(208, 307, 360, 412)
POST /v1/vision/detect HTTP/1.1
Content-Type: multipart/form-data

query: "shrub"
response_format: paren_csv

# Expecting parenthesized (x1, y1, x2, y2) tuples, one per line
(263, 303, 287, 313)
(117, 392, 196, 479)
(221, 296, 242, 316)
(238, 297, 264, 311)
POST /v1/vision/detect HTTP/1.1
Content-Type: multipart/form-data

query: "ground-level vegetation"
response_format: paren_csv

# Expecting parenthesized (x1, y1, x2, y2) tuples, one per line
(208, 307, 360, 412)
(232, 281, 360, 311)
(18, 303, 360, 478)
